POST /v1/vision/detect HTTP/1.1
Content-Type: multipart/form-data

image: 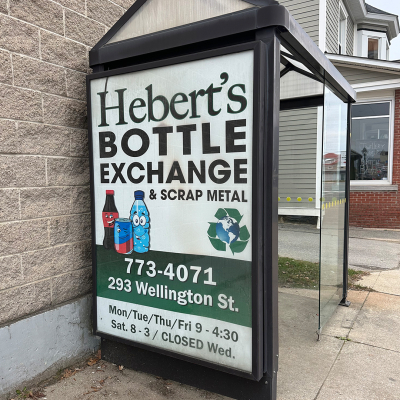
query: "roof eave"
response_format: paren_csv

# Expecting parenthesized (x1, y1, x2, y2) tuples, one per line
(362, 13, 400, 42)
(327, 53, 400, 73)
(343, 0, 399, 41)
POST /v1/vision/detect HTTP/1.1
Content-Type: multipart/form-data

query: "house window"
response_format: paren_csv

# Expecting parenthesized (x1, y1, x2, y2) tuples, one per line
(351, 102, 391, 182)
(338, 5, 347, 55)
(368, 38, 379, 59)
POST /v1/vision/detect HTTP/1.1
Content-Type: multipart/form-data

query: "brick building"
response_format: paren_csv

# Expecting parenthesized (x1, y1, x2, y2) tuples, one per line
(0, 0, 137, 396)
(326, 1, 400, 229)
(349, 87, 400, 228)
(347, 85, 400, 229)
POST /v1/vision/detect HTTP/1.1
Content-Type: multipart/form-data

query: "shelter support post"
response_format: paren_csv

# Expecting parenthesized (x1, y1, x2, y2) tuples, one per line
(340, 102, 352, 308)
(256, 27, 280, 399)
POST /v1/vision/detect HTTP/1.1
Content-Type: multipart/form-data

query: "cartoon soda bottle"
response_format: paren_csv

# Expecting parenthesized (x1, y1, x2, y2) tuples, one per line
(130, 190, 150, 253)
(102, 190, 119, 249)
(114, 218, 133, 254)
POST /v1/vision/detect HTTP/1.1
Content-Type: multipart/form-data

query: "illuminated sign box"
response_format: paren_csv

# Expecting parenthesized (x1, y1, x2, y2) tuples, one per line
(89, 45, 263, 379)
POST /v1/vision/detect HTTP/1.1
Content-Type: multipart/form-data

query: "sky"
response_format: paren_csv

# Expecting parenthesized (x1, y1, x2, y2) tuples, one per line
(366, 0, 400, 60)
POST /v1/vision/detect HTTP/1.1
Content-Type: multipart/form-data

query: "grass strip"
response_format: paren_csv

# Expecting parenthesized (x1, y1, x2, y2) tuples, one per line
(278, 257, 369, 290)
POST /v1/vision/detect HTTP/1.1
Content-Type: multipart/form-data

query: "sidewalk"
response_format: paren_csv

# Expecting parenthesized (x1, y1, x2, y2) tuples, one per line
(278, 276, 400, 400)
(9, 227, 400, 400)
(278, 225, 400, 400)
(19, 358, 229, 400)
(278, 224, 400, 399)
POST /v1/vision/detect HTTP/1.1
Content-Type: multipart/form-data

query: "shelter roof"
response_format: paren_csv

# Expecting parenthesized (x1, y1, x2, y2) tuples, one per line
(89, 0, 356, 102)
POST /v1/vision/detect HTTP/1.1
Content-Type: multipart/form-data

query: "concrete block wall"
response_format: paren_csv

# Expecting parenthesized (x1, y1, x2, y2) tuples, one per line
(349, 89, 400, 228)
(0, 0, 136, 327)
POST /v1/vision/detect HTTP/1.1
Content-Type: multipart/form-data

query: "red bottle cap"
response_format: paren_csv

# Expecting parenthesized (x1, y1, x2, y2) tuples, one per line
(106, 190, 114, 195)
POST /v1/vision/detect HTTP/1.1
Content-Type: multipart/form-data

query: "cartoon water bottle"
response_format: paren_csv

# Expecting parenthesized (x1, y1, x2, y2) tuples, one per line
(130, 190, 150, 253)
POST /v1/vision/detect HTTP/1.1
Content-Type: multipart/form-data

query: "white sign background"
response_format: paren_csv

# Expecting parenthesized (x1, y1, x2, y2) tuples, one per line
(97, 297, 253, 372)
(90, 51, 254, 262)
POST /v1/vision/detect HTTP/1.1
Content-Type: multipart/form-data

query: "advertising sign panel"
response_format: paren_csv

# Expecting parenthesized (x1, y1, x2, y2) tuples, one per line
(89, 50, 256, 375)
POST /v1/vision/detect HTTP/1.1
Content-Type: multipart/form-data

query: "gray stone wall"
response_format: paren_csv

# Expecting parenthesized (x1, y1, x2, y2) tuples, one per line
(0, 0, 136, 327)
(0, 295, 100, 399)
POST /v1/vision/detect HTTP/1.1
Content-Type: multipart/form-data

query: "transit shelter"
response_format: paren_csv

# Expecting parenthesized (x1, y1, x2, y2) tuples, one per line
(87, 1, 356, 399)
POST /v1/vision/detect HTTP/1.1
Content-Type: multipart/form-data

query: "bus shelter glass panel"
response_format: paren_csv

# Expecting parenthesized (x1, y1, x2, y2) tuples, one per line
(319, 86, 348, 330)
(278, 64, 322, 359)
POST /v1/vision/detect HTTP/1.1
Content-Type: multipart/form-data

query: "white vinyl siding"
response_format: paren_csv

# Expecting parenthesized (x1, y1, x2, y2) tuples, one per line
(346, 15, 354, 55)
(326, 0, 353, 55)
(336, 66, 400, 85)
(279, 108, 318, 206)
(278, 0, 320, 45)
(326, 0, 339, 53)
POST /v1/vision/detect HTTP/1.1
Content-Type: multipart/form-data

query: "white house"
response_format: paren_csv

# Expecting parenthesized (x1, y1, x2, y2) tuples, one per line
(278, 0, 400, 228)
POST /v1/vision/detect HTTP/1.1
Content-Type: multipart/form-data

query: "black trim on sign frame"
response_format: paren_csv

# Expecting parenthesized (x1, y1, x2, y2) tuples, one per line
(102, 31, 257, 72)
(280, 95, 325, 111)
(87, 65, 98, 335)
(257, 29, 280, 397)
(251, 41, 264, 382)
(87, 41, 266, 384)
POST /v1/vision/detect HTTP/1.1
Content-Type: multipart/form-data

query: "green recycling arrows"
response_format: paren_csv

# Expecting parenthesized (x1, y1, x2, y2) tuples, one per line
(208, 208, 250, 255)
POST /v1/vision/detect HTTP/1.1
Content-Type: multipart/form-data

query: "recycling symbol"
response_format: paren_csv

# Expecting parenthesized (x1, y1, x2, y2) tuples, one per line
(207, 208, 250, 255)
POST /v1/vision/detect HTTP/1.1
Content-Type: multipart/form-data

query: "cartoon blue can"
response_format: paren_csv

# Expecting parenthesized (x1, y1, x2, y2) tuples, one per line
(114, 218, 133, 254)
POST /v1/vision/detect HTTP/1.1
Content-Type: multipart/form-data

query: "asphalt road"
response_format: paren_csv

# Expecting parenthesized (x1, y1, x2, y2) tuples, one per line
(278, 223, 400, 270)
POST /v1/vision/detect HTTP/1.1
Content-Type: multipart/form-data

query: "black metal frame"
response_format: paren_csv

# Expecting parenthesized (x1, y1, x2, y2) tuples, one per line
(87, 38, 279, 398)
(280, 95, 325, 111)
(340, 102, 352, 308)
(257, 29, 280, 394)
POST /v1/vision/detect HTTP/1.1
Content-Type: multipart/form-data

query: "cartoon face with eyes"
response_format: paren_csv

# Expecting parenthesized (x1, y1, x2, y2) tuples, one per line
(114, 218, 133, 254)
(131, 204, 150, 253)
(132, 205, 150, 237)
(115, 222, 130, 242)
(103, 213, 117, 227)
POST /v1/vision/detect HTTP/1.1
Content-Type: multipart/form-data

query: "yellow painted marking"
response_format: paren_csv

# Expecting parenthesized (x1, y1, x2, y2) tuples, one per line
(297, 197, 302, 202)
(287, 197, 291, 202)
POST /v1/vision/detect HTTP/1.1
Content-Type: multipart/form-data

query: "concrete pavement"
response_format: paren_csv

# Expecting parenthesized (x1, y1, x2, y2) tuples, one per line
(277, 223, 400, 399)
(278, 279, 400, 400)
(279, 223, 400, 270)
(7, 225, 400, 400)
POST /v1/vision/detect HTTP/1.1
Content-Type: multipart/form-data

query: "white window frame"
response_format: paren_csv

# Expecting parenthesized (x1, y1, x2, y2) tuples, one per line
(357, 30, 388, 60)
(350, 97, 394, 186)
(338, 1, 348, 55)
(386, 40, 390, 61)
(367, 36, 381, 60)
